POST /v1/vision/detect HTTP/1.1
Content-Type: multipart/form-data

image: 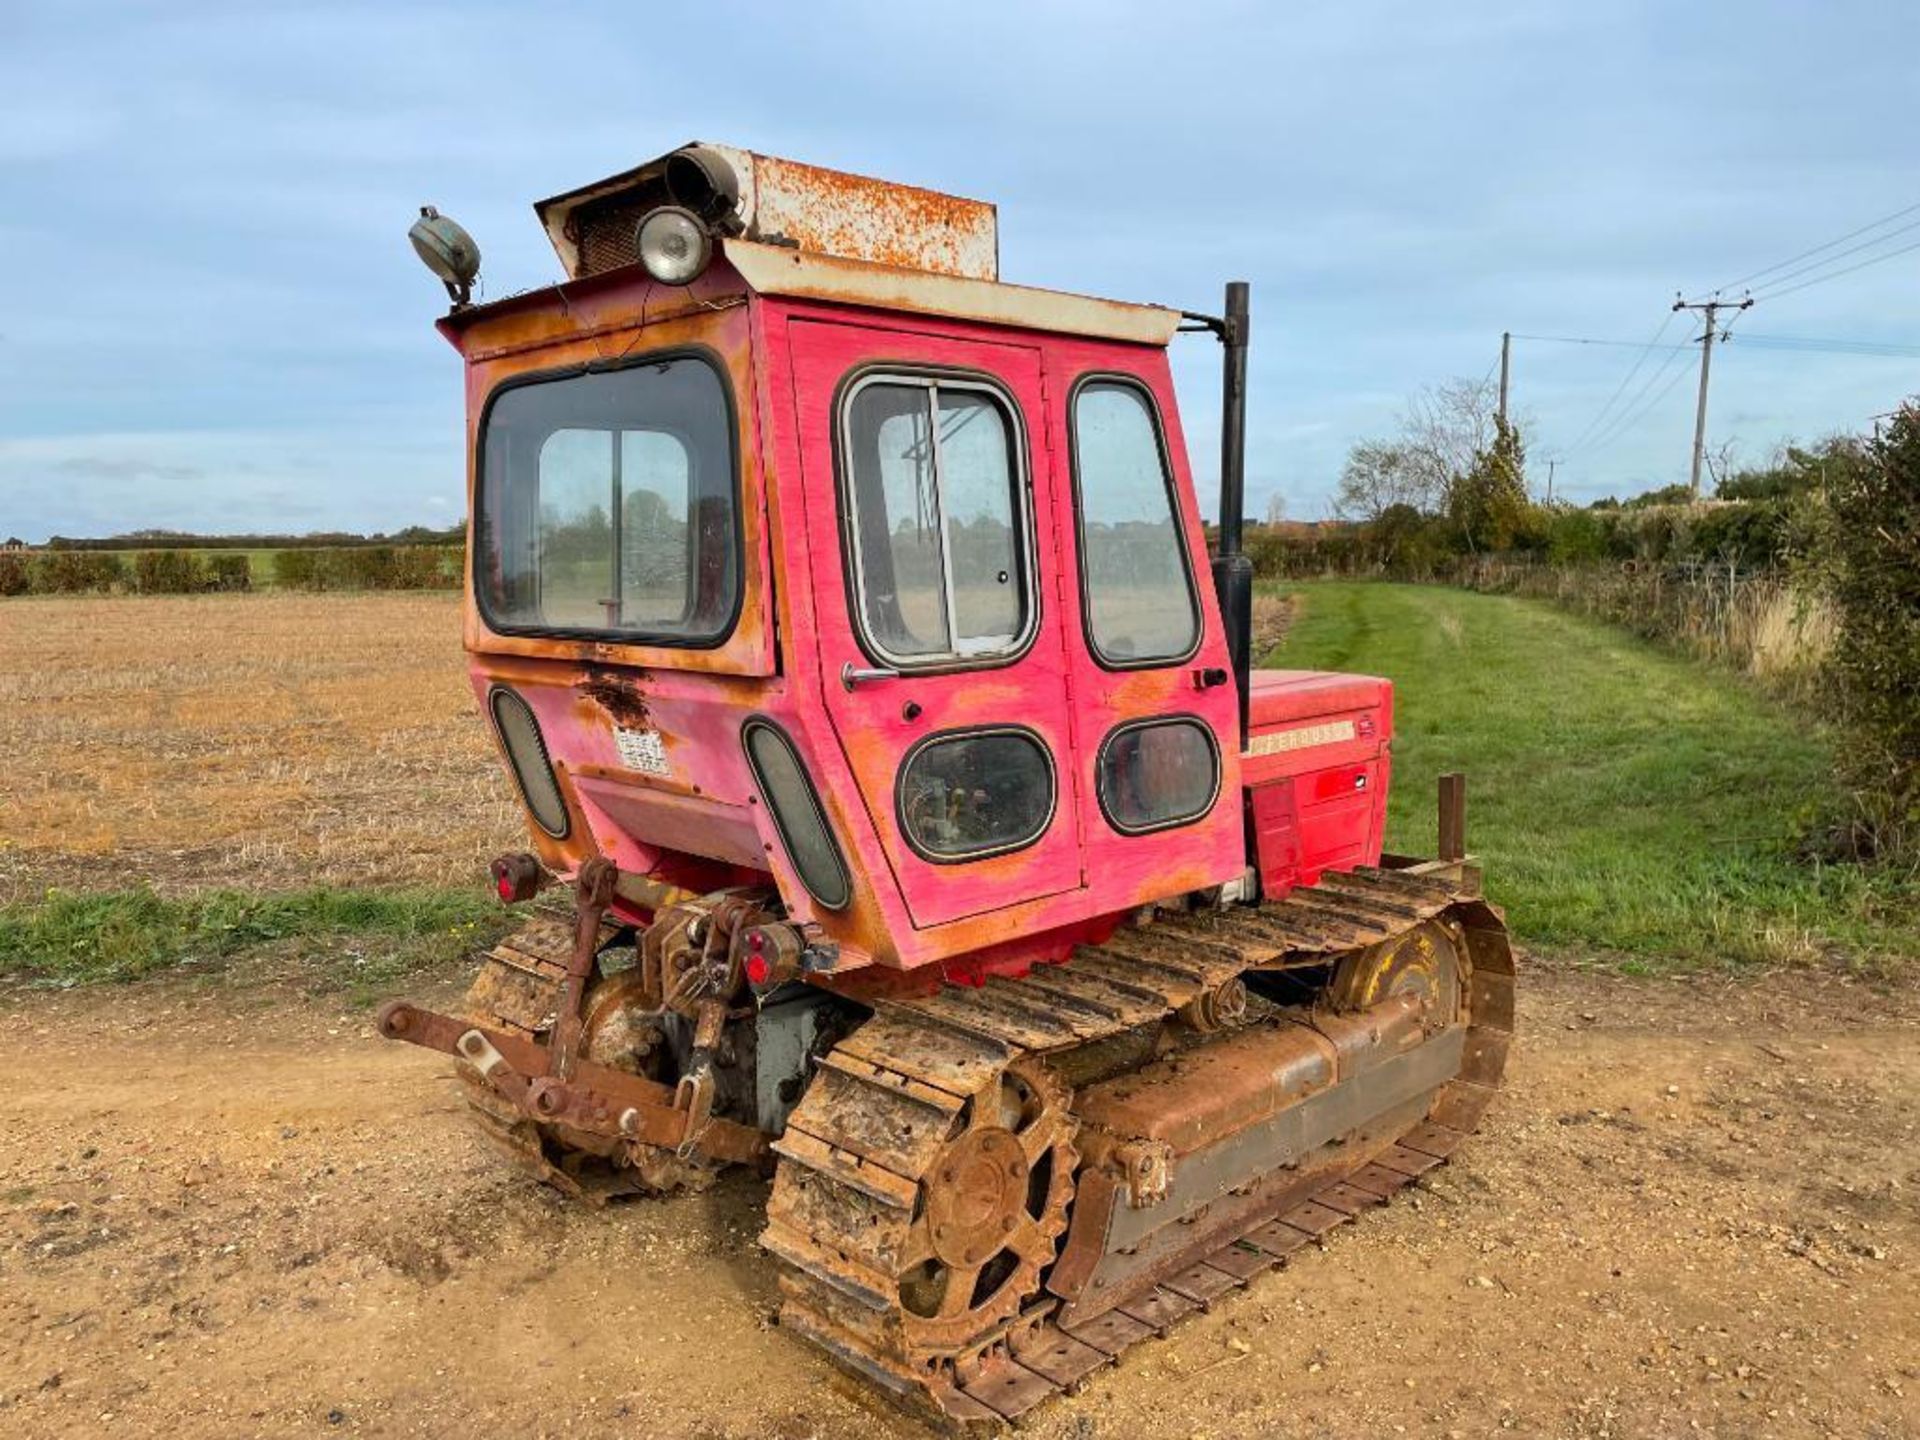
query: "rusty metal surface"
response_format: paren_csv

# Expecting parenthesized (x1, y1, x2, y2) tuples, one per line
(1160, 1261, 1241, 1308)
(725, 239, 1182, 346)
(1057, 1307, 1153, 1355)
(421, 913, 723, 1198)
(389, 862, 1513, 1425)
(535, 142, 1000, 282)
(765, 1047, 1078, 1368)
(763, 863, 1517, 1426)
(380, 998, 768, 1166)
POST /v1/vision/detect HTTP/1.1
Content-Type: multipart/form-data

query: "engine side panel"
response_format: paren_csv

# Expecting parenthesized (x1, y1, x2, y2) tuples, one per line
(1242, 669, 1393, 897)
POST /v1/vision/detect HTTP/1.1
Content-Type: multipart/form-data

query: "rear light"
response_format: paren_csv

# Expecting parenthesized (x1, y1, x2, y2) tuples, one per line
(488, 687, 570, 838)
(490, 852, 545, 904)
(739, 922, 804, 991)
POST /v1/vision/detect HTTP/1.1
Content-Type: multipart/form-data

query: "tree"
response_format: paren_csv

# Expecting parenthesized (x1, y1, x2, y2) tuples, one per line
(1402, 376, 1500, 510)
(1264, 491, 1287, 525)
(1447, 416, 1531, 553)
(1334, 441, 1425, 520)
(1334, 375, 1504, 523)
(1718, 436, 1864, 501)
(1798, 404, 1920, 862)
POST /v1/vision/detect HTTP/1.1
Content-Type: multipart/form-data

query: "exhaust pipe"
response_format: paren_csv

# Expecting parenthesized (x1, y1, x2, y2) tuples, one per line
(1209, 281, 1254, 746)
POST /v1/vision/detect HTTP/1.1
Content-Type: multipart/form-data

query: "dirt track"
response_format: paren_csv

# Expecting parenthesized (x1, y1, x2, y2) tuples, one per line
(2, 959, 1915, 1440)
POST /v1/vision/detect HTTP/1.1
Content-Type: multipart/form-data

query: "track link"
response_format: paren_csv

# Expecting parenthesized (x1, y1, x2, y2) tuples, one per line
(764, 865, 1515, 1425)
(453, 913, 713, 1200)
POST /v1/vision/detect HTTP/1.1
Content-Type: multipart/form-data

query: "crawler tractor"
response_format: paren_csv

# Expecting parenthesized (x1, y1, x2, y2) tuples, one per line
(384, 145, 1514, 1425)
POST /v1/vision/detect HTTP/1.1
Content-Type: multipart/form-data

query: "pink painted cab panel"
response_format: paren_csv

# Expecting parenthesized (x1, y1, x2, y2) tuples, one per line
(785, 318, 1081, 928)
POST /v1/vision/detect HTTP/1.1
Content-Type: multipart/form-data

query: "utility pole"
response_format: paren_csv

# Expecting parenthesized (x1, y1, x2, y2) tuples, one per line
(1672, 293, 1753, 498)
(1546, 458, 1556, 504)
(1497, 331, 1511, 426)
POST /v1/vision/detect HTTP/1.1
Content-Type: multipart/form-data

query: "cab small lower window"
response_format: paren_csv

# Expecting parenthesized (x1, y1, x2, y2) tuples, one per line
(743, 720, 852, 910)
(898, 729, 1054, 861)
(1096, 718, 1220, 834)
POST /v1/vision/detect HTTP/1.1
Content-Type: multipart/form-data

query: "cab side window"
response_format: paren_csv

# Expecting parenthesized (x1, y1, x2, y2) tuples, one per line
(841, 375, 1032, 666)
(1072, 379, 1201, 666)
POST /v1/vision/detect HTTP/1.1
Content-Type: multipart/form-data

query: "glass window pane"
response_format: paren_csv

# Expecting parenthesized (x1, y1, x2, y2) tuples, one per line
(847, 383, 950, 657)
(619, 429, 691, 625)
(899, 731, 1054, 859)
(935, 390, 1023, 652)
(534, 429, 614, 628)
(1097, 719, 1220, 833)
(477, 357, 737, 641)
(744, 722, 851, 909)
(1074, 383, 1200, 663)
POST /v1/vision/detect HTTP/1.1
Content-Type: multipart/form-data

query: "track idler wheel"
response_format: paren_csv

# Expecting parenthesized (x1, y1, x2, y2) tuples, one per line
(1324, 916, 1463, 1022)
(895, 1057, 1078, 1352)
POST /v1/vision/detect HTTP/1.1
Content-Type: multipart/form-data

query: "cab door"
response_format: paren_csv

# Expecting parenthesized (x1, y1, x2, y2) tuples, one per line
(787, 319, 1084, 928)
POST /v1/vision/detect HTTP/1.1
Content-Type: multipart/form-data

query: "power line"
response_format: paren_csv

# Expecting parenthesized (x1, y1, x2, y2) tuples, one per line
(1740, 216, 1920, 298)
(1568, 322, 1685, 453)
(1579, 342, 1695, 456)
(1734, 333, 1920, 357)
(1750, 234, 1920, 302)
(1511, 332, 1692, 351)
(1559, 311, 1677, 454)
(1513, 330, 1920, 358)
(1566, 343, 1690, 457)
(1716, 198, 1920, 293)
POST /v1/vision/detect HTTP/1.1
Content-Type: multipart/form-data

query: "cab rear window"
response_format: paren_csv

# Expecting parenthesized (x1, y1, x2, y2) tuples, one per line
(1071, 379, 1201, 666)
(476, 355, 739, 644)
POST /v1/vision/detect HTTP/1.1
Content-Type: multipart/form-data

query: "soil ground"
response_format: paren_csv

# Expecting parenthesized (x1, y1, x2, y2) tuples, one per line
(3, 959, 1914, 1440)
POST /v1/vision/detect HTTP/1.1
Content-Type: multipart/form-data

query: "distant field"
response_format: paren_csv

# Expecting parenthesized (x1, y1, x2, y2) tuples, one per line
(2, 583, 1909, 977)
(0, 592, 520, 907)
(1272, 581, 1915, 968)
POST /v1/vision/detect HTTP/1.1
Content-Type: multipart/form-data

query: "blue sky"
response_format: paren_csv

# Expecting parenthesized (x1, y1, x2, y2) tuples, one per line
(3, 1, 1916, 539)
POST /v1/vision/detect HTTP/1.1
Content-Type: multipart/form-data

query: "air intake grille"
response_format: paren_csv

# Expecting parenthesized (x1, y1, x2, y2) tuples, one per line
(569, 178, 671, 277)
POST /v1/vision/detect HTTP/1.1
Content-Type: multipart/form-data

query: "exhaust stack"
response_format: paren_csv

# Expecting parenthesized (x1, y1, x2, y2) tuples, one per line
(1210, 280, 1254, 746)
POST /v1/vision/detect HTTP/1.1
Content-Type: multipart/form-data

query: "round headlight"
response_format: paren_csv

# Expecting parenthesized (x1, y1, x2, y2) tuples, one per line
(635, 206, 713, 285)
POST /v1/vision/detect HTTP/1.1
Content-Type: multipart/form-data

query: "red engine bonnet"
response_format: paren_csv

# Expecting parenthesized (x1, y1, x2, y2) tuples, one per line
(1241, 668, 1395, 900)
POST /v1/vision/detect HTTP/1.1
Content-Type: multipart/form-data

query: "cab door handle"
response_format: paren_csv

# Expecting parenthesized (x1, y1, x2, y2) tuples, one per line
(841, 661, 901, 689)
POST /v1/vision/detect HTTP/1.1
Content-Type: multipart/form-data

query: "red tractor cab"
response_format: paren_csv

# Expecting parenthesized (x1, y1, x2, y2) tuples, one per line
(382, 145, 1513, 1425)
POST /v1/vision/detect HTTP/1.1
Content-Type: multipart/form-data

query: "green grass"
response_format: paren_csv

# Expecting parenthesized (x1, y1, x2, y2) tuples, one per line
(1272, 581, 1915, 968)
(0, 886, 512, 997)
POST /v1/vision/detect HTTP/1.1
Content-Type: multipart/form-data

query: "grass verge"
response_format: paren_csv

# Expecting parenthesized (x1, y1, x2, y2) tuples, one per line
(1272, 581, 1915, 969)
(0, 886, 511, 997)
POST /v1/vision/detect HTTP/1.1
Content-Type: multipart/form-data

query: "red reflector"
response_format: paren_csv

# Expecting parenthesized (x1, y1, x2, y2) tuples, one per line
(496, 875, 515, 902)
(745, 953, 771, 986)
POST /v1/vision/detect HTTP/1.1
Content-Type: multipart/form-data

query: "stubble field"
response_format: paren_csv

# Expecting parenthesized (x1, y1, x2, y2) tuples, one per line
(0, 592, 518, 907)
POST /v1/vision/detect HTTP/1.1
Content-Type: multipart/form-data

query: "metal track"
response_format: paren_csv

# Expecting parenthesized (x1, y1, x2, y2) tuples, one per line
(763, 865, 1515, 1426)
(452, 913, 715, 1201)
